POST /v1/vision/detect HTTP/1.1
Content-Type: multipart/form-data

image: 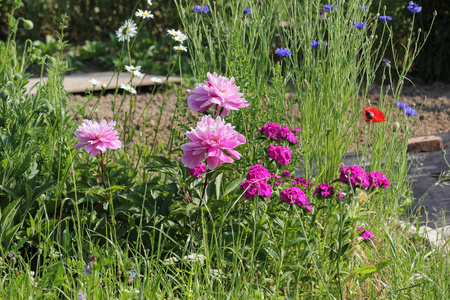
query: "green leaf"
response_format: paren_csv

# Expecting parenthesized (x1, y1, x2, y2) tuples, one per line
(223, 177, 244, 197)
(215, 173, 223, 200)
(353, 265, 377, 275)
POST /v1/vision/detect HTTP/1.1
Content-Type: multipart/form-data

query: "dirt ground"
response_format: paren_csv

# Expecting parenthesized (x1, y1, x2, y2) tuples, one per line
(69, 78, 450, 149)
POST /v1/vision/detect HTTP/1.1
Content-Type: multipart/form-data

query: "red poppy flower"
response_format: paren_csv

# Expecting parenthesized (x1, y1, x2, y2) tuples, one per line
(364, 107, 386, 123)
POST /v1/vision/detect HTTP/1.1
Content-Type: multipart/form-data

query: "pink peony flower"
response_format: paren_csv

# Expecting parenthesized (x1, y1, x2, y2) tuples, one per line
(181, 115, 246, 169)
(74, 119, 122, 156)
(280, 186, 310, 209)
(313, 183, 335, 198)
(267, 144, 292, 165)
(187, 72, 248, 116)
(188, 164, 207, 178)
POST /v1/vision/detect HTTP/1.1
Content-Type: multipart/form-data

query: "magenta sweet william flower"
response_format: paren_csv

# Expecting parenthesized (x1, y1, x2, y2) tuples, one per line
(357, 227, 374, 242)
(280, 186, 310, 209)
(187, 72, 248, 116)
(267, 144, 291, 165)
(366, 171, 389, 189)
(181, 115, 246, 169)
(313, 183, 335, 198)
(188, 164, 207, 178)
(292, 177, 313, 190)
(241, 164, 273, 200)
(74, 120, 122, 156)
(339, 165, 369, 188)
(258, 123, 299, 144)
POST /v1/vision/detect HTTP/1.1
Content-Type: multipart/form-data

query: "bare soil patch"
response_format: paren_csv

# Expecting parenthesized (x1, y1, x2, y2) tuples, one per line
(69, 79, 450, 149)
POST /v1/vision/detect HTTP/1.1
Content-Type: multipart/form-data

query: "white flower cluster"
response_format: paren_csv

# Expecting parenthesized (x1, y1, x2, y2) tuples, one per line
(120, 83, 137, 95)
(125, 65, 145, 79)
(168, 29, 188, 52)
(182, 253, 206, 265)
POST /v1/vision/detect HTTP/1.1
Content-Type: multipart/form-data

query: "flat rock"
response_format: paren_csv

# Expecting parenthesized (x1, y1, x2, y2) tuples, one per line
(407, 135, 443, 153)
(26, 72, 182, 95)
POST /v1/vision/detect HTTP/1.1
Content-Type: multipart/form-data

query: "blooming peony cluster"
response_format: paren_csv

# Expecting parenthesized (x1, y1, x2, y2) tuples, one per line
(357, 227, 374, 242)
(339, 165, 369, 188)
(366, 171, 390, 189)
(313, 183, 335, 198)
(74, 120, 122, 156)
(181, 115, 246, 169)
(188, 164, 207, 178)
(187, 72, 248, 116)
(241, 165, 273, 200)
(280, 187, 312, 210)
(267, 144, 292, 165)
(258, 123, 299, 144)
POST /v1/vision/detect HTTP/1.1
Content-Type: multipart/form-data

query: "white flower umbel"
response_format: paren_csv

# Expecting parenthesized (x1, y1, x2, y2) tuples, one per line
(89, 79, 101, 86)
(173, 45, 187, 52)
(136, 9, 154, 19)
(120, 83, 137, 94)
(151, 77, 162, 83)
(116, 19, 138, 42)
(183, 253, 206, 265)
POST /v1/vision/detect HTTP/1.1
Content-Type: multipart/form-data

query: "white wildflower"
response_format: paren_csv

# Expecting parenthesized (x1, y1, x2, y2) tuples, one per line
(116, 19, 138, 42)
(120, 83, 137, 94)
(183, 253, 206, 265)
(125, 65, 141, 73)
(173, 45, 187, 52)
(167, 29, 184, 37)
(147, 0, 153, 5)
(211, 268, 225, 278)
(163, 256, 179, 265)
(151, 77, 162, 83)
(133, 70, 145, 79)
(136, 9, 154, 19)
(172, 34, 188, 44)
(89, 78, 101, 86)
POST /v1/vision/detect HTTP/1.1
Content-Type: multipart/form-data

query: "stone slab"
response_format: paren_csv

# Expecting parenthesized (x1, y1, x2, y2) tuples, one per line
(26, 72, 182, 95)
(407, 135, 443, 153)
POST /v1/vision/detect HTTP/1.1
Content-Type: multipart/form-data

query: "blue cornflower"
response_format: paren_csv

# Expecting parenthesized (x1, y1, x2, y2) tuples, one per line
(84, 264, 92, 275)
(407, 1, 422, 13)
(275, 48, 292, 57)
(396, 102, 409, 109)
(403, 107, 418, 116)
(382, 58, 391, 67)
(194, 5, 210, 14)
(243, 8, 251, 14)
(311, 40, 320, 49)
(379, 15, 392, 21)
(323, 4, 334, 11)
(359, 4, 368, 11)
(353, 22, 367, 30)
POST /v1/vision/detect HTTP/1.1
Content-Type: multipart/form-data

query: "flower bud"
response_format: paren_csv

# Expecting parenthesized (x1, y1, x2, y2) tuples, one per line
(0, 90, 9, 101)
(393, 122, 400, 132)
(22, 19, 34, 30)
(433, 10, 437, 16)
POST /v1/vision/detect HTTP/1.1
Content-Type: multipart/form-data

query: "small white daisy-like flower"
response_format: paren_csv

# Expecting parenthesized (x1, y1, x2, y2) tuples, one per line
(167, 29, 183, 37)
(101, 83, 107, 89)
(173, 34, 188, 44)
(147, 0, 153, 5)
(125, 65, 142, 73)
(136, 9, 154, 19)
(133, 70, 145, 79)
(120, 83, 137, 94)
(173, 45, 187, 52)
(116, 19, 138, 42)
(151, 77, 162, 83)
(89, 79, 101, 86)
